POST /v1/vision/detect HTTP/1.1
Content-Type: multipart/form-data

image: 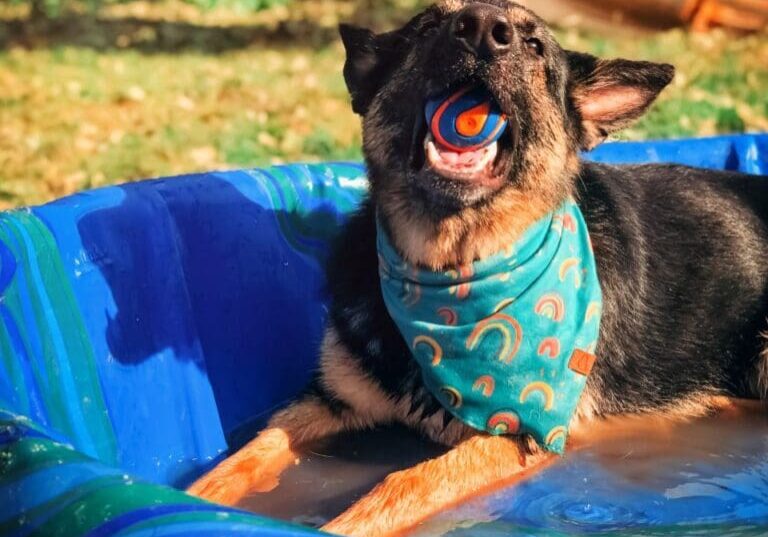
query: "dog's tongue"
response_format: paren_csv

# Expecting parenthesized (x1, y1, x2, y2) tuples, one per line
(434, 141, 487, 166)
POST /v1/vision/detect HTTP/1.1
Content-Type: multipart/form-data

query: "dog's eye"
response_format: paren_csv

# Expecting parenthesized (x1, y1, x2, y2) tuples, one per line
(417, 19, 440, 36)
(524, 37, 544, 56)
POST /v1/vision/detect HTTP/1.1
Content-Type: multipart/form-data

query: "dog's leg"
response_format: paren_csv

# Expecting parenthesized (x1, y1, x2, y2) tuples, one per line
(321, 396, 763, 537)
(321, 434, 555, 537)
(188, 327, 395, 506)
(187, 393, 350, 506)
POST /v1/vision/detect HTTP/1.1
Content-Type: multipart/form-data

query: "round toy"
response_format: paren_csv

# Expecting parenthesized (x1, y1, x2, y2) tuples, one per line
(425, 86, 508, 153)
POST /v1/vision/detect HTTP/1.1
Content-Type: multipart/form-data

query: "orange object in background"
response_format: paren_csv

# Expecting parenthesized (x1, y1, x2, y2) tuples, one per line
(520, 0, 767, 32)
(681, 0, 768, 31)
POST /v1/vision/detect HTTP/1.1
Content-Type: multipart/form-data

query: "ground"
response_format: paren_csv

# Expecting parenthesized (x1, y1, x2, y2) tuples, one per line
(0, 0, 766, 209)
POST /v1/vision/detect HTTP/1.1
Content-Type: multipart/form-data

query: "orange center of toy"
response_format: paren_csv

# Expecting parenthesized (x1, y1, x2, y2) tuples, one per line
(455, 101, 491, 137)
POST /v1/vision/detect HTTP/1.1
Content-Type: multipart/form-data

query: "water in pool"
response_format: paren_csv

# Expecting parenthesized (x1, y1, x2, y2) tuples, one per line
(238, 413, 768, 536)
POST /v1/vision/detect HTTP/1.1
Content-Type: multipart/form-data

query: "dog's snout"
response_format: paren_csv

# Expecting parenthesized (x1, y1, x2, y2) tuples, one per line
(451, 4, 511, 58)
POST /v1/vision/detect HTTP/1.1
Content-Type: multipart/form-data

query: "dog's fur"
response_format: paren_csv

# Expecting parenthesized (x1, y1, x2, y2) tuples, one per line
(189, 2, 768, 535)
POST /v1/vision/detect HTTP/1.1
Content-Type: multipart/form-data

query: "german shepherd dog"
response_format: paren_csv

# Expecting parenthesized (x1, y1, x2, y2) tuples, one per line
(189, 1, 768, 535)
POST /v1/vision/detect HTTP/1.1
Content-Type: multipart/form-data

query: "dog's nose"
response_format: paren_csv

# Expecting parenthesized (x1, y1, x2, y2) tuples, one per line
(451, 4, 512, 58)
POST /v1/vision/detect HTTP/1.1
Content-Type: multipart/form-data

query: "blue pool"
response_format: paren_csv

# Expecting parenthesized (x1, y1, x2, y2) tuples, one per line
(1, 134, 767, 536)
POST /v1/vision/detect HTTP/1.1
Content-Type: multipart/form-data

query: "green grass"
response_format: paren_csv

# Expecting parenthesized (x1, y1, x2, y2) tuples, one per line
(0, 43, 360, 207)
(0, 2, 766, 209)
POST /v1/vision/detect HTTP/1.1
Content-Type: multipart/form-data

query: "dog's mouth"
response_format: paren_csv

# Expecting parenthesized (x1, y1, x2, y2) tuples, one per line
(410, 82, 515, 200)
(423, 133, 501, 185)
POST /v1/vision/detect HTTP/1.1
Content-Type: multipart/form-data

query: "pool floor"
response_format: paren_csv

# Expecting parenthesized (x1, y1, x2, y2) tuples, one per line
(238, 413, 768, 536)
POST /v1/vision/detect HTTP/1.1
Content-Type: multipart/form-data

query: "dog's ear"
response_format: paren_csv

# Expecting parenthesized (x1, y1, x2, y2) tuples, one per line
(567, 51, 675, 150)
(339, 23, 399, 115)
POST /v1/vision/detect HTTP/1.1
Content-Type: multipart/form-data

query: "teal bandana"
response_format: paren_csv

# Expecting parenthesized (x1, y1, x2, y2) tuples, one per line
(378, 200, 602, 454)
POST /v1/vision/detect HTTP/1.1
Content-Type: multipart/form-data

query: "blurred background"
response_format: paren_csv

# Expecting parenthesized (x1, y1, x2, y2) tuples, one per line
(0, 0, 766, 209)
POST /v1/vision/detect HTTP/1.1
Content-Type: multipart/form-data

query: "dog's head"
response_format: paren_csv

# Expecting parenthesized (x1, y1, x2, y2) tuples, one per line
(340, 0, 673, 267)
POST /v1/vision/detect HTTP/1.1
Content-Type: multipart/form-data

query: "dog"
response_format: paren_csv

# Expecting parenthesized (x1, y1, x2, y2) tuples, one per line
(188, 1, 768, 535)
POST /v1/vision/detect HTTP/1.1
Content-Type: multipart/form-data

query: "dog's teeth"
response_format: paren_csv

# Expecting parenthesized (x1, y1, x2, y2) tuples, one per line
(442, 149, 460, 164)
(426, 138, 498, 179)
(426, 140, 441, 165)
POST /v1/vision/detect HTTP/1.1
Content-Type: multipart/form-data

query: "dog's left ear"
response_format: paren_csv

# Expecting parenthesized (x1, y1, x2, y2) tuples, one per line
(567, 51, 675, 150)
(339, 23, 401, 115)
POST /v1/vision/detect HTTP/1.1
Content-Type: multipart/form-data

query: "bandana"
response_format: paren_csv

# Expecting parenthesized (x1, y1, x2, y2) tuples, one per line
(378, 200, 602, 454)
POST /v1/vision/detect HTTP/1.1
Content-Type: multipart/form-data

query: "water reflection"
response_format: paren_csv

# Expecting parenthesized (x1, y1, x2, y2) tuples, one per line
(239, 414, 768, 536)
(238, 425, 447, 527)
(419, 413, 768, 536)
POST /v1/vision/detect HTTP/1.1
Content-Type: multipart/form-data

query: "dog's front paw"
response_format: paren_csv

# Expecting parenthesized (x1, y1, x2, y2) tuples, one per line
(186, 428, 299, 506)
(187, 469, 251, 506)
(187, 460, 283, 506)
(322, 470, 426, 537)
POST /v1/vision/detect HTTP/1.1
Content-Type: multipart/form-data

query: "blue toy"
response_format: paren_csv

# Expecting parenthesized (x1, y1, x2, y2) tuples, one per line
(425, 85, 508, 152)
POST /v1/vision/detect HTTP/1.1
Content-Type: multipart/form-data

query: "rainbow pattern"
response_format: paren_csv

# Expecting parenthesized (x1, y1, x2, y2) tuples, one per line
(545, 425, 568, 448)
(586, 301, 601, 323)
(466, 313, 523, 364)
(440, 386, 463, 409)
(535, 293, 565, 322)
(487, 411, 521, 435)
(472, 375, 496, 397)
(494, 297, 516, 313)
(437, 306, 458, 326)
(538, 337, 561, 359)
(559, 257, 582, 288)
(447, 266, 473, 299)
(563, 214, 577, 233)
(552, 213, 577, 234)
(413, 335, 443, 366)
(520, 381, 555, 411)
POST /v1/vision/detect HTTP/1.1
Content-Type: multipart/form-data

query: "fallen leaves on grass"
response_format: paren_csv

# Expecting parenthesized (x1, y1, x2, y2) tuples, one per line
(0, 4, 765, 209)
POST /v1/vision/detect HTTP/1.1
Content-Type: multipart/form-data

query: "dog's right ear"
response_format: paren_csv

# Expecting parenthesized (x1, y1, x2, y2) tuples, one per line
(339, 23, 391, 115)
(566, 51, 675, 150)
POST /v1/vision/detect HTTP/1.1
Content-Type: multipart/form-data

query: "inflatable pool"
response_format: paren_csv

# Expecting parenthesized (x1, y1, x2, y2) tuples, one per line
(1, 134, 767, 537)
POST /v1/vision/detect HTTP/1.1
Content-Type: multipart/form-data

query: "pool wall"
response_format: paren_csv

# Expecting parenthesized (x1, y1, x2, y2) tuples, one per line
(1, 134, 767, 536)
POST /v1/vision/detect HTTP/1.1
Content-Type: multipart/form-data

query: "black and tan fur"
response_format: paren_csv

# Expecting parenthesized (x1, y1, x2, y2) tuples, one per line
(189, 2, 768, 535)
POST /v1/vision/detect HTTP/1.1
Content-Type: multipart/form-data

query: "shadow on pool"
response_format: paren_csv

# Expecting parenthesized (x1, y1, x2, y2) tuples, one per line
(75, 174, 346, 441)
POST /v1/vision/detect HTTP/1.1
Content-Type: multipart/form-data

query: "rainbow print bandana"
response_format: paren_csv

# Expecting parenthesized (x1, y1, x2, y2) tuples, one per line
(378, 200, 602, 454)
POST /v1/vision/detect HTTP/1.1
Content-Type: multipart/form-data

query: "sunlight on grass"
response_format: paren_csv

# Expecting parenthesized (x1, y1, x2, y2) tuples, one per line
(0, 44, 359, 207)
(0, 2, 766, 208)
